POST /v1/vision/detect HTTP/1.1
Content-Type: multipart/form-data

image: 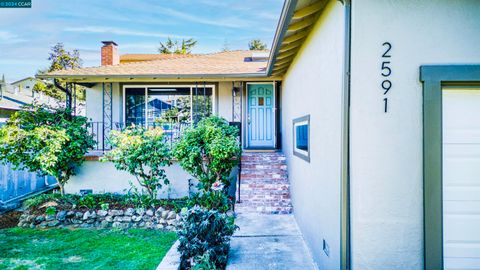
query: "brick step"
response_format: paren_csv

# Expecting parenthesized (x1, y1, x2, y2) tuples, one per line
(235, 204, 293, 215)
(238, 200, 292, 206)
(241, 152, 284, 156)
(240, 176, 289, 180)
(240, 176, 288, 182)
(240, 186, 289, 192)
(240, 164, 287, 170)
(240, 191, 291, 197)
(241, 156, 286, 161)
(240, 180, 290, 186)
(240, 179, 290, 187)
(241, 170, 288, 175)
(240, 161, 286, 166)
(241, 155, 286, 161)
(237, 151, 292, 215)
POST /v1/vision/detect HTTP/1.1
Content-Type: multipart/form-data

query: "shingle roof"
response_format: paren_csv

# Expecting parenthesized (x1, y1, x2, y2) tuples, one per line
(42, 50, 269, 78)
(119, 53, 193, 63)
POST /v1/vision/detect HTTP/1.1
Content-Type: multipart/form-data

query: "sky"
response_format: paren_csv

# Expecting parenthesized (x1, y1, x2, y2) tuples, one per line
(0, 0, 284, 82)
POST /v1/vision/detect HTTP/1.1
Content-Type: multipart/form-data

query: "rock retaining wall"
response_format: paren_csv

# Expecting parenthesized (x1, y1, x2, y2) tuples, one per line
(18, 207, 181, 230)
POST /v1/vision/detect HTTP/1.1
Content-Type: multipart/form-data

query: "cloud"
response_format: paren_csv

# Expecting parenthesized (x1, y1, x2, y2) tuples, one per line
(155, 7, 251, 28)
(64, 26, 190, 39)
(0, 31, 26, 44)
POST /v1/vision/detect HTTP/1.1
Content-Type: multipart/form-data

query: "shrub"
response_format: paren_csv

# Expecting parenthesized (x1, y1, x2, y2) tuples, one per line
(187, 190, 232, 213)
(173, 116, 241, 192)
(102, 127, 171, 200)
(177, 206, 238, 269)
(23, 193, 66, 209)
(79, 194, 97, 209)
(22, 193, 188, 212)
(0, 104, 95, 195)
(45, 206, 56, 216)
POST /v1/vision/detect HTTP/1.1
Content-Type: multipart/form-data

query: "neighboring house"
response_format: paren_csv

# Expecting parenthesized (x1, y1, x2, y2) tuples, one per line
(10, 77, 41, 97)
(0, 76, 62, 122)
(38, 0, 480, 269)
(0, 76, 59, 208)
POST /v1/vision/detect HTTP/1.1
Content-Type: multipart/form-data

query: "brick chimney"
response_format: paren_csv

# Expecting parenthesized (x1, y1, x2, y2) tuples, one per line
(101, 41, 119, 66)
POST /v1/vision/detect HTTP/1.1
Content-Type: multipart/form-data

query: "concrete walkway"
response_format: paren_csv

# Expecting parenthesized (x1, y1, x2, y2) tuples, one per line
(227, 213, 317, 270)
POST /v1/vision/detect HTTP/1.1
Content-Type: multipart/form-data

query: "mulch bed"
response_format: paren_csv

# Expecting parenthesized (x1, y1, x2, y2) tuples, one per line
(0, 211, 22, 229)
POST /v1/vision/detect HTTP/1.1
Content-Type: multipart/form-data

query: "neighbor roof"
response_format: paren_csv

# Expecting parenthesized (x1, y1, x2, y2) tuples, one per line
(119, 53, 194, 63)
(0, 91, 28, 111)
(39, 50, 268, 80)
(10, 77, 40, 85)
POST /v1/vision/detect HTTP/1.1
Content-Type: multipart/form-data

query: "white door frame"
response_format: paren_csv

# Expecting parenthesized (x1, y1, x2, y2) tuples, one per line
(245, 82, 276, 149)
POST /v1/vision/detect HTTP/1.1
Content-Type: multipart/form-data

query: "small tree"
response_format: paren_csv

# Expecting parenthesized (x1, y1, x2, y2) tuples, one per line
(0, 104, 95, 195)
(102, 127, 171, 200)
(159, 37, 197, 54)
(248, 39, 267, 50)
(36, 43, 86, 103)
(173, 116, 241, 192)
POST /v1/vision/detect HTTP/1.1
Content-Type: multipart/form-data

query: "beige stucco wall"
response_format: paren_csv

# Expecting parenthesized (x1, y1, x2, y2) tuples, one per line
(281, 1, 346, 269)
(217, 81, 233, 121)
(66, 160, 195, 199)
(85, 82, 122, 123)
(350, 0, 480, 269)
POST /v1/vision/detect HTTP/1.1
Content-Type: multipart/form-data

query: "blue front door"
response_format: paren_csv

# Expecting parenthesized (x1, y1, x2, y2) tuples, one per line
(247, 83, 275, 148)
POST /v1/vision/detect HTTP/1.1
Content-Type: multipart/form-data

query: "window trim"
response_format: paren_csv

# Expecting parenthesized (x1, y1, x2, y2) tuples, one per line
(292, 114, 310, 162)
(122, 84, 216, 126)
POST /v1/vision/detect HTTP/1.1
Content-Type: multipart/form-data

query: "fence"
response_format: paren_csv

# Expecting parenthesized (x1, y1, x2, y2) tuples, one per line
(0, 163, 57, 207)
(88, 121, 191, 151)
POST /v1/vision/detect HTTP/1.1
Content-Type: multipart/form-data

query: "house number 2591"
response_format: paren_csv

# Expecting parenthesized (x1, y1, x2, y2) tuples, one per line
(381, 42, 392, 113)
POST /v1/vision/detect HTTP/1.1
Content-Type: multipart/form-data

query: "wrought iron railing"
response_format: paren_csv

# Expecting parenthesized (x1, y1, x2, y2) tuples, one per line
(87, 121, 191, 151)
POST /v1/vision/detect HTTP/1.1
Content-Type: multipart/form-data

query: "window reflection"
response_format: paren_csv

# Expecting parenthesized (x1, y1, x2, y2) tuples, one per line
(125, 86, 213, 127)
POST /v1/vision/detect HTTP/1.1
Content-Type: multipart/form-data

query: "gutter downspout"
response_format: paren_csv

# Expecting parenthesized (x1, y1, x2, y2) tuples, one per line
(340, 0, 352, 269)
(54, 79, 72, 110)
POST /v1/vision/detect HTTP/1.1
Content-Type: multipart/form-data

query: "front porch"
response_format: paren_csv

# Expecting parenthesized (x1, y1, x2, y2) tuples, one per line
(79, 80, 281, 152)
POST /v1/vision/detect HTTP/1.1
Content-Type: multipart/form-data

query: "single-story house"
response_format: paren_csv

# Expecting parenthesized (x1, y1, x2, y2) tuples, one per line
(38, 0, 480, 269)
(10, 77, 41, 96)
(0, 75, 62, 121)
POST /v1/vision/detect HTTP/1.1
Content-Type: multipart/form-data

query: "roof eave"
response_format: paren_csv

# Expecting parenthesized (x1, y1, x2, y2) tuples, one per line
(36, 72, 275, 81)
(266, 0, 298, 76)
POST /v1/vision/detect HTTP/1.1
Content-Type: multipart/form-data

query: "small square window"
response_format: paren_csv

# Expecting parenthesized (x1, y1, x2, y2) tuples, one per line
(258, 97, 264, 106)
(293, 115, 310, 162)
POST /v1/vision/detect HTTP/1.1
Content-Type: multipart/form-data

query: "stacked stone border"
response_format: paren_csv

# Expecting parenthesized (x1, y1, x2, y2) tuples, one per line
(18, 207, 181, 230)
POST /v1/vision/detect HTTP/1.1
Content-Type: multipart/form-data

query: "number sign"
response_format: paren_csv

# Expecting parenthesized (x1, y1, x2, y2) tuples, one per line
(381, 42, 392, 113)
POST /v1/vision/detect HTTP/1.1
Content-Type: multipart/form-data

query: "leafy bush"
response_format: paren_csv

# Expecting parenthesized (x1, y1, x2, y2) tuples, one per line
(22, 193, 188, 212)
(23, 193, 67, 209)
(173, 116, 240, 192)
(100, 203, 109, 211)
(102, 127, 171, 200)
(177, 206, 238, 269)
(79, 194, 97, 209)
(187, 191, 232, 213)
(45, 206, 56, 216)
(0, 104, 95, 195)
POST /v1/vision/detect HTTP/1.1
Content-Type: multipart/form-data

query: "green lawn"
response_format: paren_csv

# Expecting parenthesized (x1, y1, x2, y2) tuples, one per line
(0, 228, 177, 270)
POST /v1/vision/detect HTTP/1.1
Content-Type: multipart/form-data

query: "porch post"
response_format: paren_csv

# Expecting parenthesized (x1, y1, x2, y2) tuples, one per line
(194, 81, 199, 124)
(65, 83, 72, 110)
(203, 81, 206, 116)
(73, 83, 77, 116)
(102, 82, 113, 150)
